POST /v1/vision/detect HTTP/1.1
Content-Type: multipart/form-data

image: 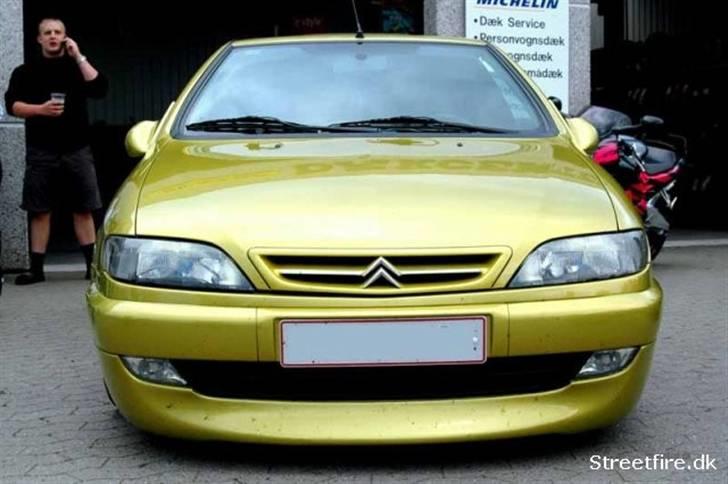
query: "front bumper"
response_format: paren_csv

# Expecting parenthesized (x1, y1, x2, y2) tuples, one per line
(87, 272, 662, 444)
(100, 344, 653, 444)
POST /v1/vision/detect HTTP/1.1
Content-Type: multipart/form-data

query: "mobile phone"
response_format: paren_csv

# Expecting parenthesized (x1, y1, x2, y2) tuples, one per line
(61, 39, 67, 52)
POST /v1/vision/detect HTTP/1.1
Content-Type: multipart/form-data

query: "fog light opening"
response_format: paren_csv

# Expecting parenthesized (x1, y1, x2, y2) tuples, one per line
(576, 347, 639, 379)
(121, 356, 187, 386)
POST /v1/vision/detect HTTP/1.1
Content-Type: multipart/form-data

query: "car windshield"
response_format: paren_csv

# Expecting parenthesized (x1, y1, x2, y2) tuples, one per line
(181, 41, 549, 136)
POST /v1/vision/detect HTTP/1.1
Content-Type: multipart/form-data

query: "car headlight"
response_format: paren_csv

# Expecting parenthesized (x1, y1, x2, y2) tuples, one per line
(509, 230, 648, 288)
(102, 236, 254, 291)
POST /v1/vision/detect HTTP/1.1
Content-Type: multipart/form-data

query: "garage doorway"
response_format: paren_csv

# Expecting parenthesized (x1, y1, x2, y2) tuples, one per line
(591, 0, 727, 229)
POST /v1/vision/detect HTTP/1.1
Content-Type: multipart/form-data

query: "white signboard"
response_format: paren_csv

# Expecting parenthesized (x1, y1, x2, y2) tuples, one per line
(466, 0, 570, 113)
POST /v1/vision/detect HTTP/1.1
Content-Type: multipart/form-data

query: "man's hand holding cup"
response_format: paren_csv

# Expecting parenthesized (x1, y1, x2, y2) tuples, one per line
(42, 92, 65, 117)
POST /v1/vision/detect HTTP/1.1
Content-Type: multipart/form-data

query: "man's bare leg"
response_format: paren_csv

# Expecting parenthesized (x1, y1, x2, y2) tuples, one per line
(30, 211, 52, 252)
(15, 211, 51, 285)
(74, 212, 96, 279)
(73, 212, 96, 245)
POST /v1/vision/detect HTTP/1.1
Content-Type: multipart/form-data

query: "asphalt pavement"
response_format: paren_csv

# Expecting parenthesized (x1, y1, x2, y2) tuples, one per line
(0, 244, 726, 483)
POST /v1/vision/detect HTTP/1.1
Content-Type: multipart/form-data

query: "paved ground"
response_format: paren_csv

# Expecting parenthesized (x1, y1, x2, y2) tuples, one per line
(1, 246, 726, 483)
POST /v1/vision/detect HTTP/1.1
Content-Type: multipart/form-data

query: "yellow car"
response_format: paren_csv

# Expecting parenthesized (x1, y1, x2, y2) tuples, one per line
(87, 35, 661, 444)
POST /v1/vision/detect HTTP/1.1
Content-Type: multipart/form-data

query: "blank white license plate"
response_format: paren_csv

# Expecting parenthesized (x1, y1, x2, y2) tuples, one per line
(280, 317, 487, 368)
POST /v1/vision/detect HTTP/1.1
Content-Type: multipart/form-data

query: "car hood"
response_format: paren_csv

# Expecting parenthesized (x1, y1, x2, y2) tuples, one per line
(136, 136, 617, 254)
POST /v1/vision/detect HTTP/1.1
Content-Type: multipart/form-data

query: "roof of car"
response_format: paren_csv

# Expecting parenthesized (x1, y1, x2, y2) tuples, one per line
(231, 34, 489, 48)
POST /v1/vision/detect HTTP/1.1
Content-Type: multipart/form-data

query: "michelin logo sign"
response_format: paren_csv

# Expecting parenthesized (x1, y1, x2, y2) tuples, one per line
(466, 0, 570, 112)
(476, 0, 561, 8)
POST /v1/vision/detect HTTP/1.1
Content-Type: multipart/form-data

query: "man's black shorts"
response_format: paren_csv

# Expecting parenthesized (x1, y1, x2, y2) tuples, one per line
(22, 145, 102, 213)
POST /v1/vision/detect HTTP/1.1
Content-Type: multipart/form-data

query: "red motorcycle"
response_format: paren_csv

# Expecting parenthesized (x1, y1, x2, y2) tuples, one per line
(580, 106, 687, 257)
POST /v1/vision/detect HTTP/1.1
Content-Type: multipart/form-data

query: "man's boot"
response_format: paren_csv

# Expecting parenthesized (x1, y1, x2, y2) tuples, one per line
(81, 243, 94, 280)
(15, 252, 46, 285)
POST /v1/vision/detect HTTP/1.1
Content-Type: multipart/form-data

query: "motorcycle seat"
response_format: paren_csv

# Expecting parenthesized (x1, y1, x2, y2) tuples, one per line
(644, 146, 678, 175)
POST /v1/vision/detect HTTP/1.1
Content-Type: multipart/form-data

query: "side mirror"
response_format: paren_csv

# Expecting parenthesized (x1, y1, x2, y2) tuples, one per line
(548, 96, 563, 112)
(125, 120, 159, 158)
(567, 118, 599, 153)
(640, 115, 664, 127)
(549, 96, 564, 112)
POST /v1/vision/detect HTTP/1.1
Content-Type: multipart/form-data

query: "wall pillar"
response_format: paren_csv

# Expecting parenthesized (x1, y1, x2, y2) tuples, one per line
(0, 0, 28, 271)
(569, 0, 591, 114)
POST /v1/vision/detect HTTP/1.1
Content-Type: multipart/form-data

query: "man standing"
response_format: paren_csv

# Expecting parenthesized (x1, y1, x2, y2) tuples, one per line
(4, 17, 108, 284)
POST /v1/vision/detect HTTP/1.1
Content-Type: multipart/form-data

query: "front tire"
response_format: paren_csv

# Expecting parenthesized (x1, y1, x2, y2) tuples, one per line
(647, 229, 667, 259)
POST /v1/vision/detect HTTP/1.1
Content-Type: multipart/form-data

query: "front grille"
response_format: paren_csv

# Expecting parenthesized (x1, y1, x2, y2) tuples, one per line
(171, 353, 591, 401)
(249, 248, 511, 296)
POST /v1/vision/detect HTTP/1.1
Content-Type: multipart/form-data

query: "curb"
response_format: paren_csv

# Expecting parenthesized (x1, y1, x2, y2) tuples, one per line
(664, 239, 728, 248)
(45, 263, 86, 274)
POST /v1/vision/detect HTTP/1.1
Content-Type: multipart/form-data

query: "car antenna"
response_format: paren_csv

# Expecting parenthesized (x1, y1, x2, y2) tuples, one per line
(351, 0, 365, 39)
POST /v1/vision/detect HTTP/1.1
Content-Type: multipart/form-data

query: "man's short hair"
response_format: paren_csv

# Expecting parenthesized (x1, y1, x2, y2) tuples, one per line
(38, 17, 66, 34)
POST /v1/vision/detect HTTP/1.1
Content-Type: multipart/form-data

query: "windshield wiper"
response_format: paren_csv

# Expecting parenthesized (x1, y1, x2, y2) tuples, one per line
(185, 116, 378, 134)
(329, 116, 516, 134)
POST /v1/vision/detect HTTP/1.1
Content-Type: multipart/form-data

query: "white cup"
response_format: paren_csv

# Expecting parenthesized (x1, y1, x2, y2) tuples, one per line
(50, 92, 66, 105)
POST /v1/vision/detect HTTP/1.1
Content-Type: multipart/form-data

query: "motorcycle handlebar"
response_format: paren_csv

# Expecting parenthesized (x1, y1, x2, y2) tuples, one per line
(612, 125, 687, 155)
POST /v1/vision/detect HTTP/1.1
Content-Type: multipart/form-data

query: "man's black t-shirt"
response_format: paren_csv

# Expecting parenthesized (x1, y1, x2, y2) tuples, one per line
(4, 55, 108, 153)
